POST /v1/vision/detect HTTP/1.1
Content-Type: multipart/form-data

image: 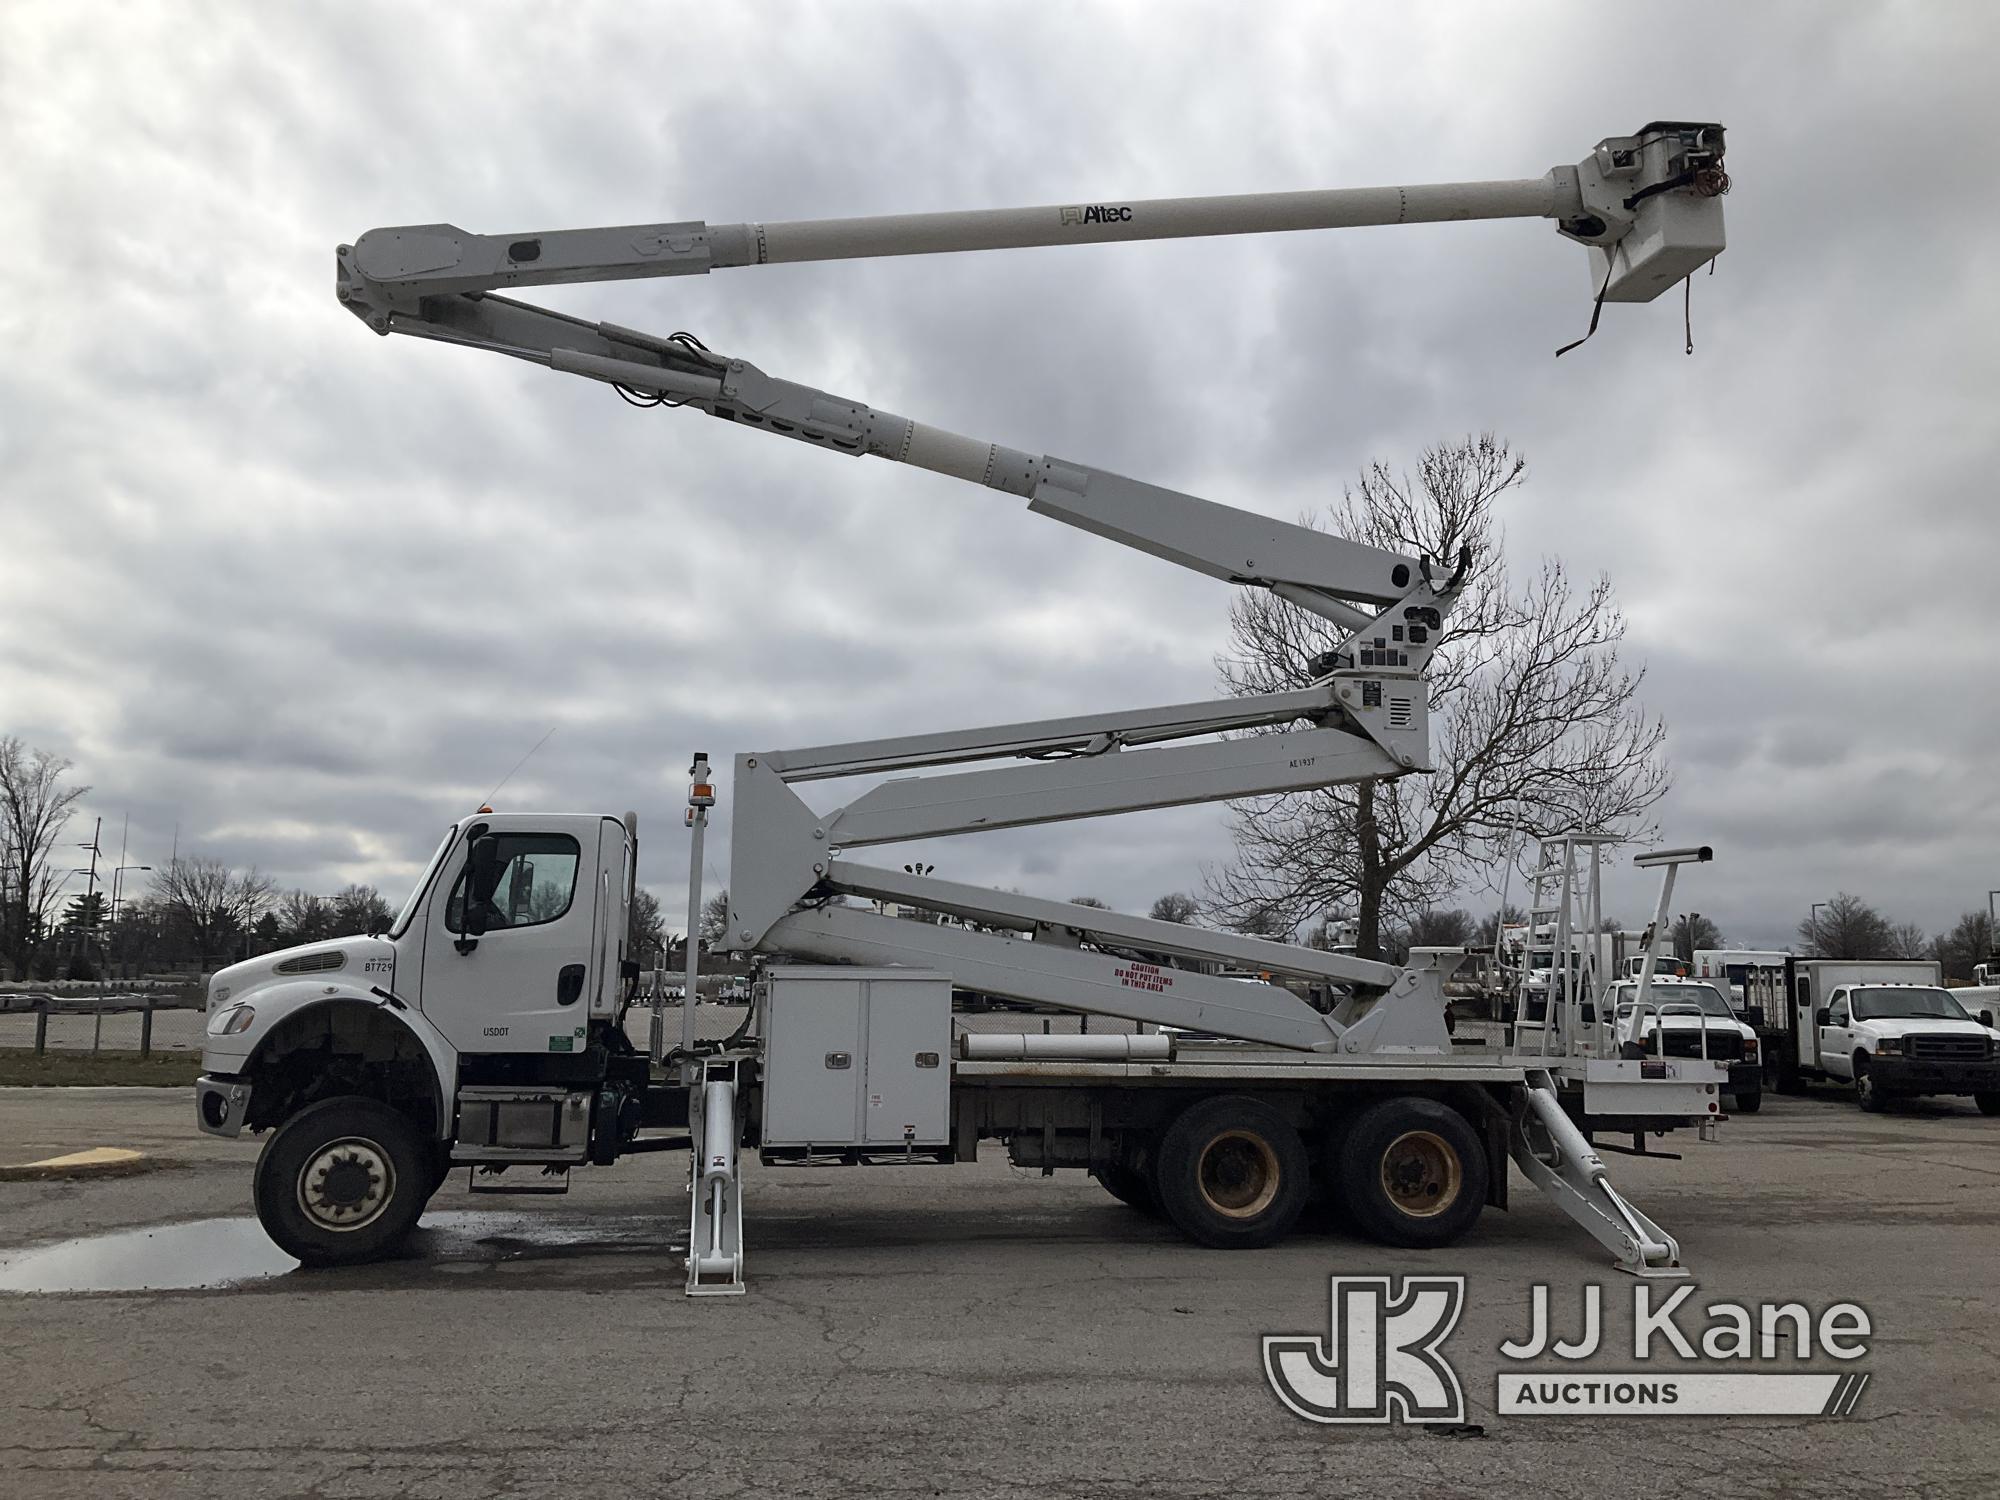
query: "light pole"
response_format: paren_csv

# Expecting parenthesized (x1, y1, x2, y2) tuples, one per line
(1810, 901, 1828, 958)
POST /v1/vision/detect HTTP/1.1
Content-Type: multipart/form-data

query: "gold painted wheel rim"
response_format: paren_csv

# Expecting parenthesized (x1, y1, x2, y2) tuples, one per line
(1380, 1129, 1462, 1219)
(1197, 1129, 1281, 1219)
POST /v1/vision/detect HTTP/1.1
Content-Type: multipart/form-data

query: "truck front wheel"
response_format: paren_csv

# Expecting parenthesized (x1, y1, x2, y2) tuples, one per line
(1152, 1096, 1308, 1249)
(253, 1096, 432, 1267)
(1974, 1091, 2000, 1117)
(1337, 1097, 1488, 1250)
(1853, 1057, 1888, 1113)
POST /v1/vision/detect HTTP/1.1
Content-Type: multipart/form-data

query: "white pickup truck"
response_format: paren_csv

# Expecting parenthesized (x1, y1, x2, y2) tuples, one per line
(1775, 963, 2000, 1113)
(1607, 979, 1763, 1113)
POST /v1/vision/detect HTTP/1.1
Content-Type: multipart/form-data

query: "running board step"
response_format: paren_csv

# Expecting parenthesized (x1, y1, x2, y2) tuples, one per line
(1510, 1072, 1688, 1279)
(466, 1164, 571, 1195)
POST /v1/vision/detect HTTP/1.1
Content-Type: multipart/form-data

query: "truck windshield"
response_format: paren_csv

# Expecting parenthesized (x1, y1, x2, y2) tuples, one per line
(1850, 987, 1971, 1022)
(1619, 983, 1733, 1018)
(389, 824, 460, 939)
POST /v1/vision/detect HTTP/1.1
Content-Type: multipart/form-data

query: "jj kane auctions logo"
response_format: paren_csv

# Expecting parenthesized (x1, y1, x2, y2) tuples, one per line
(1265, 1277, 1872, 1424)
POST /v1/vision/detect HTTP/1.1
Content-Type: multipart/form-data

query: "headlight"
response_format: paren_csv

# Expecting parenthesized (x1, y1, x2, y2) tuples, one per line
(1743, 1035, 1758, 1057)
(207, 1004, 256, 1037)
(1874, 1038, 1903, 1056)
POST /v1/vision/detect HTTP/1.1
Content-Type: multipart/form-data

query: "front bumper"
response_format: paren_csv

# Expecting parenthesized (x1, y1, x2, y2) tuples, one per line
(1868, 1056, 2000, 1095)
(195, 1074, 253, 1137)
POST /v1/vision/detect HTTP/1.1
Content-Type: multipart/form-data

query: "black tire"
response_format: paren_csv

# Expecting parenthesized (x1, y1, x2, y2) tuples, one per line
(1337, 1096, 1488, 1250)
(1094, 1163, 1161, 1216)
(1730, 1088, 1762, 1115)
(1152, 1095, 1309, 1249)
(1974, 1091, 2000, 1117)
(1853, 1056, 1888, 1114)
(253, 1096, 431, 1267)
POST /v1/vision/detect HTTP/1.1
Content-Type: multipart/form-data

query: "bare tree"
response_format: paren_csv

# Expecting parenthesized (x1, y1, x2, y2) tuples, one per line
(1068, 895, 1111, 909)
(1148, 892, 1199, 925)
(1886, 921, 1932, 963)
(1476, 903, 1526, 945)
(275, 890, 335, 947)
(1933, 910, 1995, 982)
(0, 738, 91, 979)
(1797, 892, 1892, 960)
(1204, 437, 1669, 959)
(152, 857, 277, 967)
(631, 887, 668, 961)
(330, 883, 394, 935)
(1672, 912, 1724, 962)
(699, 888, 731, 947)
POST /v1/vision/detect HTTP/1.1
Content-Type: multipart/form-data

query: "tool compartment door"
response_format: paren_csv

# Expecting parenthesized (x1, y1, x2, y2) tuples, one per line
(862, 974, 951, 1146)
(761, 975, 865, 1145)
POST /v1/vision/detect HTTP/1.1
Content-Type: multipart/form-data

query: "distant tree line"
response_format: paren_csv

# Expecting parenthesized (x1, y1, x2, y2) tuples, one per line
(76, 860, 397, 979)
(1799, 891, 1994, 981)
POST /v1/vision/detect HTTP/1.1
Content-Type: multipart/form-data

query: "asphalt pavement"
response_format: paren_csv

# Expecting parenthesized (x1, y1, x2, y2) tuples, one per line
(0, 1080, 1996, 1498)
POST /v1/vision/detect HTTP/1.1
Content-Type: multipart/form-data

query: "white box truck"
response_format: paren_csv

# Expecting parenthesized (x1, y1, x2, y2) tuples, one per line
(1762, 958, 2000, 1113)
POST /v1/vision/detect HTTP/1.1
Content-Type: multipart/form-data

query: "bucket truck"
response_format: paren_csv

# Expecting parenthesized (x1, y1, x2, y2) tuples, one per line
(194, 124, 1733, 1291)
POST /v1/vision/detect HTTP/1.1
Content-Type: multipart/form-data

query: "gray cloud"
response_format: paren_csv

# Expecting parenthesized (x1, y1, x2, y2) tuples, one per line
(3, 2, 1996, 955)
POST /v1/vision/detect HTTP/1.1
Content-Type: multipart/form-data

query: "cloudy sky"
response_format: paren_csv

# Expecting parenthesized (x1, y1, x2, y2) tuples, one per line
(3, 3, 1995, 952)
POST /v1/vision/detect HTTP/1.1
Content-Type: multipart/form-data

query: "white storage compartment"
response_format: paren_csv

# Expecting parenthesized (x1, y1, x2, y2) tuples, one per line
(760, 967, 951, 1148)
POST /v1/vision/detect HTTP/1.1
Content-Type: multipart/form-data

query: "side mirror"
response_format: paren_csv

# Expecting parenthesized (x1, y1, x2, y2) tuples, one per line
(1815, 1008, 1832, 1028)
(464, 835, 502, 936)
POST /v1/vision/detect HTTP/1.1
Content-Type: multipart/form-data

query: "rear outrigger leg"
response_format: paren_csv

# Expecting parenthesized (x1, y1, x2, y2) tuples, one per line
(1511, 1071, 1688, 1279)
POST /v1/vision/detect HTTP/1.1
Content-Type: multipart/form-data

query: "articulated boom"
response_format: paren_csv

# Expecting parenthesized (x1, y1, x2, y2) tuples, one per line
(334, 123, 1727, 1055)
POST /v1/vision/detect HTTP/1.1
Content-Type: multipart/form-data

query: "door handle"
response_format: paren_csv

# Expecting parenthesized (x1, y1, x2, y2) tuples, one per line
(557, 964, 586, 1006)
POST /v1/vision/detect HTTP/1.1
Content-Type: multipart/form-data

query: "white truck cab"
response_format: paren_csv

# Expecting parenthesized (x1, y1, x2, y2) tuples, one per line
(1604, 979, 1762, 1112)
(195, 813, 643, 1260)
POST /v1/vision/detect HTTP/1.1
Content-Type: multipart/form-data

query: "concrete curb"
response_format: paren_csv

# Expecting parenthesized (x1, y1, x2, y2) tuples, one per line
(0, 1147, 156, 1181)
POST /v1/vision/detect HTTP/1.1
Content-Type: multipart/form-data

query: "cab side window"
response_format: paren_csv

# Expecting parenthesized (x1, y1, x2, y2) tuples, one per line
(1827, 994, 1850, 1027)
(445, 833, 582, 934)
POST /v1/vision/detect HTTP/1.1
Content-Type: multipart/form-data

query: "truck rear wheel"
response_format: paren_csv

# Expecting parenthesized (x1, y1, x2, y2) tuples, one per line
(1094, 1163, 1161, 1216)
(253, 1096, 431, 1267)
(1152, 1096, 1308, 1249)
(1337, 1096, 1487, 1250)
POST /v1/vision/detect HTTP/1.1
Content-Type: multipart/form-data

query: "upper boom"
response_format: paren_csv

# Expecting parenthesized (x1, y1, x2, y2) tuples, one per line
(340, 122, 1726, 325)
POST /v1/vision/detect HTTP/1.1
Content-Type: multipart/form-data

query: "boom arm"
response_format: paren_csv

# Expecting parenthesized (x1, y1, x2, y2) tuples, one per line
(340, 122, 1724, 314)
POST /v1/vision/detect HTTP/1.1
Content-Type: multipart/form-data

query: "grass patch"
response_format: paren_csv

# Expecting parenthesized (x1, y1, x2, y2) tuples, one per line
(0, 1049, 203, 1088)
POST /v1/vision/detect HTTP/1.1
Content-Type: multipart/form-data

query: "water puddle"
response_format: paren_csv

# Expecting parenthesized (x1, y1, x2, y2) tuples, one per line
(0, 1210, 685, 1294)
(0, 1217, 299, 1293)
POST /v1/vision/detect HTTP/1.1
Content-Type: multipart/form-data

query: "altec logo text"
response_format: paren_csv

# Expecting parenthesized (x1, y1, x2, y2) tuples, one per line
(1264, 1277, 1873, 1425)
(1058, 204, 1134, 226)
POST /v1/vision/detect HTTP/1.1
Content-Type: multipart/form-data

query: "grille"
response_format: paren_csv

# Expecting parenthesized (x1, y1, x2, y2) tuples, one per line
(1660, 1031, 1742, 1061)
(274, 949, 345, 976)
(1904, 1034, 1990, 1062)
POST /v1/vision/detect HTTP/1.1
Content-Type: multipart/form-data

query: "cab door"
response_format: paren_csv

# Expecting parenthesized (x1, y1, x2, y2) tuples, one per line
(1818, 990, 1855, 1078)
(418, 817, 603, 1056)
